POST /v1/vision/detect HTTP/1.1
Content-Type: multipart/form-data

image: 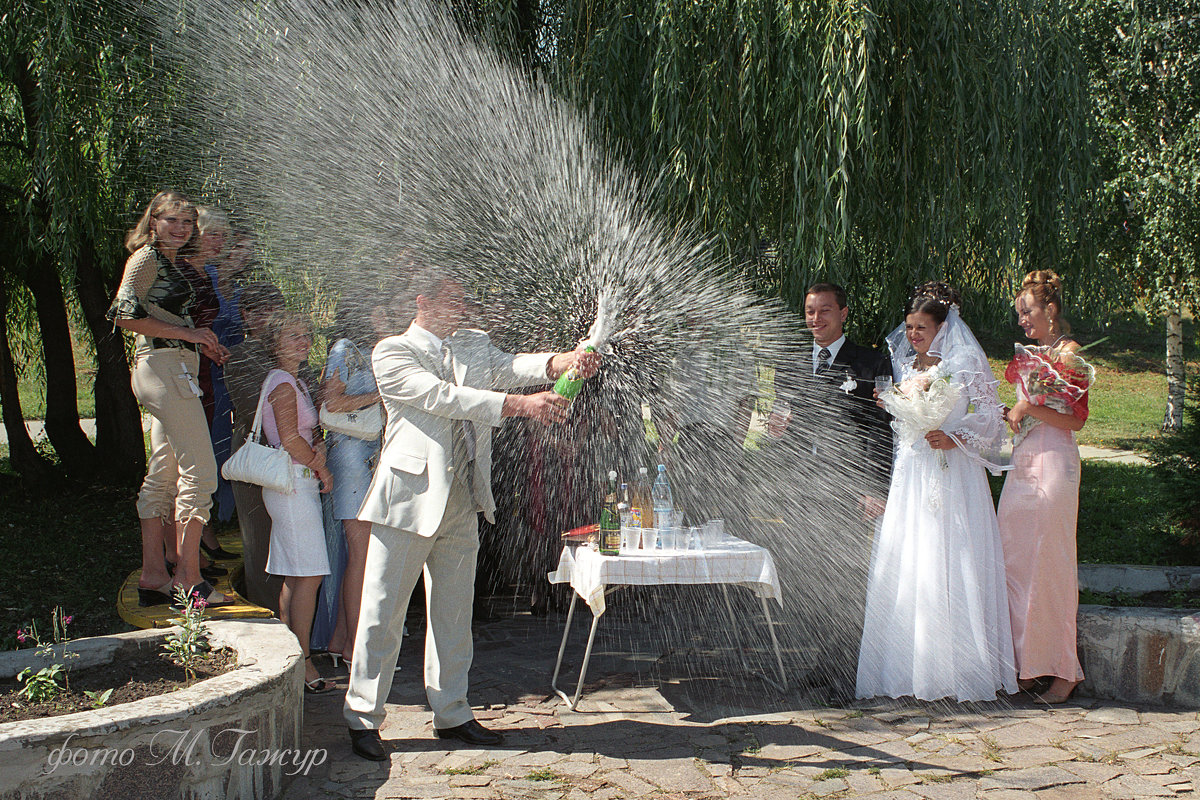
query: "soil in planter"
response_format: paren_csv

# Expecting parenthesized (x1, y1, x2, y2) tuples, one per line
(0, 648, 237, 724)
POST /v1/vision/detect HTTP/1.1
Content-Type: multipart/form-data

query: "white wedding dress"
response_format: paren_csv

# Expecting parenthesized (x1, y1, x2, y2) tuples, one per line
(856, 327, 1018, 702)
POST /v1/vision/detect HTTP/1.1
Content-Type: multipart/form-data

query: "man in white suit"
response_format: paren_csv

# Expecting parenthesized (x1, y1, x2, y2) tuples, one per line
(345, 275, 598, 760)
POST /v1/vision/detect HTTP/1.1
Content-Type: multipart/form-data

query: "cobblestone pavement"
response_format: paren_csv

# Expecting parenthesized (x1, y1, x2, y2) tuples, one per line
(284, 605, 1199, 800)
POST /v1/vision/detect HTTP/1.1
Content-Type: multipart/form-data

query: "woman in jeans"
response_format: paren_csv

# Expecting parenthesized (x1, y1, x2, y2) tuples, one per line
(107, 191, 233, 607)
(260, 311, 334, 692)
(316, 296, 393, 666)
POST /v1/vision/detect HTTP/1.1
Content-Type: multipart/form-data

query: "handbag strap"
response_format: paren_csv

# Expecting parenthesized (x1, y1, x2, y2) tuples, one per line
(247, 372, 274, 444)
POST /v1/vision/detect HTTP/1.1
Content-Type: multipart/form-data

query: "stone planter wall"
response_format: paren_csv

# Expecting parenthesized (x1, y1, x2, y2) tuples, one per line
(1078, 605, 1200, 709)
(0, 618, 306, 800)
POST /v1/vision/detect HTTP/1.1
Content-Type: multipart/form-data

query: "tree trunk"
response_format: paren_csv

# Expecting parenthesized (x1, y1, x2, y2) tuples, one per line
(74, 237, 145, 485)
(0, 275, 55, 480)
(25, 256, 98, 477)
(1163, 305, 1185, 432)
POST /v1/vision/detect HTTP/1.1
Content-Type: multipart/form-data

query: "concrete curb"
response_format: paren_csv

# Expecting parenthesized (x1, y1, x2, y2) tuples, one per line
(1079, 605, 1200, 708)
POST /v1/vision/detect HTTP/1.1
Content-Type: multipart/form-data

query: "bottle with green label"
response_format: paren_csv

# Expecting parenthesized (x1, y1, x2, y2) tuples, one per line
(598, 470, 621, 555)
(552, 345, 596, 401)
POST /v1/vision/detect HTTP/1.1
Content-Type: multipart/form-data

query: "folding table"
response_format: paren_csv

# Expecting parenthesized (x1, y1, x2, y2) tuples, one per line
(548, 535, 787, 710)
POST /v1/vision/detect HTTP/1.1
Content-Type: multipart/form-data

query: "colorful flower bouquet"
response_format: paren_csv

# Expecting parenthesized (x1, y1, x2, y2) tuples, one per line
(1005, 343, 1095, 446)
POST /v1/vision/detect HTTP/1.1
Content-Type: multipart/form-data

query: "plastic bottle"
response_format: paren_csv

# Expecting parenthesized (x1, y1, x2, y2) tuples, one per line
(631, 466, 653, 529)
(652, 463, 674, 532)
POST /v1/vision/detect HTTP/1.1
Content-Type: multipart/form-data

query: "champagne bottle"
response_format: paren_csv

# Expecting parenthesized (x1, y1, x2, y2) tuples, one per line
(552, 345, 596, 401)
(599, 470, 621, 555)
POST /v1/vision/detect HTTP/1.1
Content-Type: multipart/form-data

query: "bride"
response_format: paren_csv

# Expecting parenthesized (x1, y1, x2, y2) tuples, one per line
(856, 282, 1018, 702)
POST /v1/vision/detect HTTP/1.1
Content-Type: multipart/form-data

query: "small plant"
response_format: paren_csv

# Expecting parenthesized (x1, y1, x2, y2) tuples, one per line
(867, 766, 881, 775)
(813, 768, 849, 781)
(84, 688, 115, 708)
(14, 607, 77, 702)
(443, 759, 498, 775)
(845, 709, 864, 719)
(978, 734, 1003, 763)
(16, 663, 66, 703)
(525, 768, 559, 782)
(162, 586, 212, 680)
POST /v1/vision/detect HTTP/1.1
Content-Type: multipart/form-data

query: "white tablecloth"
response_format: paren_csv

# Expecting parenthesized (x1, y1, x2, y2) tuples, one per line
(548, 536, 783, 616)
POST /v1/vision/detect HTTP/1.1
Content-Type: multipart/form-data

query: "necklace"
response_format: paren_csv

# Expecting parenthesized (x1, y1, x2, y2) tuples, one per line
(1045, 334, 1068, 351)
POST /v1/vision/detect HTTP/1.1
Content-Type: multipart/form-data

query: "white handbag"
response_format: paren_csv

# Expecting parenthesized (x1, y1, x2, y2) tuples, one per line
(319, 341, 384, 440)
(222, 377, 295, 494)
(319, 402, 383, 440)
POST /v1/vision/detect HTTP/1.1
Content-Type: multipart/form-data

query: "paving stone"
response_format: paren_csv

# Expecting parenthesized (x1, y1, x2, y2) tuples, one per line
(600, 769, 658, 795)
(978, 766, 1084, 791)
(447, 775, 494, 787)
(1058, 760, 1122, 783)
(1001, 747, 1077, 768)
(908, 782, 978, 800)
(845, 773, 888, 794)
(978, 791, 1038, 800)
(878, 766, 921, 788)
(986, 722, 1060, 749)
(1084, 708, 1141, 726)
(1106, 774, 1175, 798)
(810, 778, 849, 796)
(628, 758, 713, 792)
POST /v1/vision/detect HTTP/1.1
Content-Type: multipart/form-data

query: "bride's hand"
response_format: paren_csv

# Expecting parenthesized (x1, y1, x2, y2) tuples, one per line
(925, 430, 957, 450)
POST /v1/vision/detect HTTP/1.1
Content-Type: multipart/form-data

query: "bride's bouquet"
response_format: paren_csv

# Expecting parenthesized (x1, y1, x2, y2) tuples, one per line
(1005, 344, 1095, 446)
(879, 365, 962, 467)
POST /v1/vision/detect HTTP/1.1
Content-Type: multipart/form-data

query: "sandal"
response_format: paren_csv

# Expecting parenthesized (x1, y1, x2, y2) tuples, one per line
(304, 657, 336, 694)
(1035, 678, 1081, 705)
(174, 580, 235, 609)
(137, 581, 176, 607)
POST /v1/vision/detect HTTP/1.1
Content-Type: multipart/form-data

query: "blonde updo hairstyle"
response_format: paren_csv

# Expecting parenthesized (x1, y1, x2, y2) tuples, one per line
(125, 191, 197, 253)
(1017, 270, 1070, 335)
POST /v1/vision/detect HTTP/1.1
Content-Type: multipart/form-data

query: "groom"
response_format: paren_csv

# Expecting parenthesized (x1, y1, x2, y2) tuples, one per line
(345, 270, 599, 761)
(772, 282, 893, 514)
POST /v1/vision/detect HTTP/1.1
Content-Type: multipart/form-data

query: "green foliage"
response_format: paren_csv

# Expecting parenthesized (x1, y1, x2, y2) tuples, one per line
(1074, 0, 1200, 315)
(84, 687, 113, 708)
(16, 662, 65, 703)
(162, 586, 212, 680)
(1149, 387, 1200, 557)
(538, 0, 1095, 340)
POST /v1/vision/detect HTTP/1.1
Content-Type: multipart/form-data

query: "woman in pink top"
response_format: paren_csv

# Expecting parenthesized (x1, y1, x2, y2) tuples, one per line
(261, 311, 334, 693)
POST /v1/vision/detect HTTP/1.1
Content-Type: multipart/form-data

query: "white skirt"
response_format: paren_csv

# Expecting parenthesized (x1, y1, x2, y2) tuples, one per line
(263, 464, 331, 578)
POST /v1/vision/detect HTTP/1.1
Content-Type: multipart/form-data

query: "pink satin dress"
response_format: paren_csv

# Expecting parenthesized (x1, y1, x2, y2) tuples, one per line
(997, 414, 1086, 683)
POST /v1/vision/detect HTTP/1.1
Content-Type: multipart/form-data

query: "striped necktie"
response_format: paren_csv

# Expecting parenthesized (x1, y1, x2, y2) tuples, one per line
(440, 341, 476, 485)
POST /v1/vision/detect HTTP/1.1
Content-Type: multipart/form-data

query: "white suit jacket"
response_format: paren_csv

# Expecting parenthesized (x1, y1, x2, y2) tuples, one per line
(357, 323, 554, 537)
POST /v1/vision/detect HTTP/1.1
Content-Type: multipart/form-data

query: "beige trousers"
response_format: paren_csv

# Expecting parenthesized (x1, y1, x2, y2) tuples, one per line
(131, 347, 217, 526)
(344, 478, 479, 731)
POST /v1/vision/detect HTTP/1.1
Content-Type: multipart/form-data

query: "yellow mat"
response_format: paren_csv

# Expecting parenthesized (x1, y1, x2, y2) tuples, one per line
(117, 534, 275, 629)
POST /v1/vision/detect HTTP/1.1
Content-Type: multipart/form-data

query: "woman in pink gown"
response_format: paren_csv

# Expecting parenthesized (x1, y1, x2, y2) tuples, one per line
(998, 270, 1093, 704)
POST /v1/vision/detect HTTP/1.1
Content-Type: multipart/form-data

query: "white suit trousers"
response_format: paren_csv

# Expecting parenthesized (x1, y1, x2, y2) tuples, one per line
(344, 478, 480, 731)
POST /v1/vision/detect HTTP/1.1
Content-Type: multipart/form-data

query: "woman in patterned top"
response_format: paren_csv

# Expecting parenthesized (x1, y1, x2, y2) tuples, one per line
(107, 191, 234, 608)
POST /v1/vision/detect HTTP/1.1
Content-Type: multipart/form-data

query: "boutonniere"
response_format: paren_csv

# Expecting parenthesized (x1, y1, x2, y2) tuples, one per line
(839, 376, 858, 394)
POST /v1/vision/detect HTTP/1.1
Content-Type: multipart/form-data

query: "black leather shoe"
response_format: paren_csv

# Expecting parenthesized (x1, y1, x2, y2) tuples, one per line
(349, 728, 387, 761)
(434, 719, 504, 747)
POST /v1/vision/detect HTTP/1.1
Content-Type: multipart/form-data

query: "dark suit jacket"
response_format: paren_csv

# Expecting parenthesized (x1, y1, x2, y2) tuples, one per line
(777, 338, 894, 492)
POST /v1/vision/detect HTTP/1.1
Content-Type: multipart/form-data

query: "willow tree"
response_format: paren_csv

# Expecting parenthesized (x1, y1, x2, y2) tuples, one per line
(527, 0, 1095, 341)
(0, 0, 167, 483)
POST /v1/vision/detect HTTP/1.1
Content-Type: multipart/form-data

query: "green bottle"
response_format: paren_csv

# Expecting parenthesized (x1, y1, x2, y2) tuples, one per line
(552, 345, 596, 401)
(598, 470, 621, 555)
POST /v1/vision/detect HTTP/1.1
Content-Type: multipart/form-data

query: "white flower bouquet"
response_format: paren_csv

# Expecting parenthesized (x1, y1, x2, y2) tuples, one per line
(879, 366, 961, 467)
